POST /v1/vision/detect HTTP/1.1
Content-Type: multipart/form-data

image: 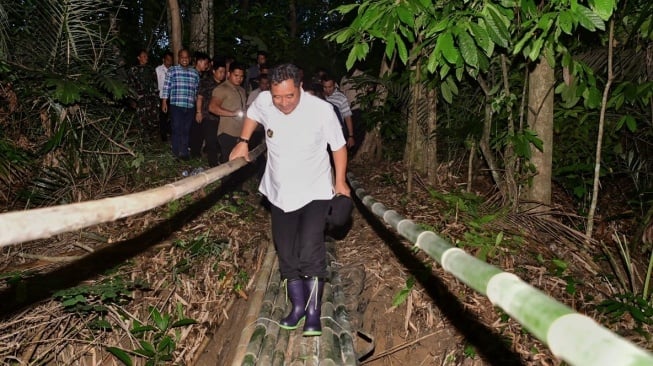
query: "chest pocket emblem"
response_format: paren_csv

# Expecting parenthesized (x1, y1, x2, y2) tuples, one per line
(267, 129, 274, 138)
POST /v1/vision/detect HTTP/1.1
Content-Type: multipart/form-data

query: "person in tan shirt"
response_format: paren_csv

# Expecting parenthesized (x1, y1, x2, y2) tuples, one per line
(208, 62, 247, 163)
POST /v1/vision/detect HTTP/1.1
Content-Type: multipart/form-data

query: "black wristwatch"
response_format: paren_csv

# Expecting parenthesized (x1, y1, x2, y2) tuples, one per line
(236, 137, 249, 144)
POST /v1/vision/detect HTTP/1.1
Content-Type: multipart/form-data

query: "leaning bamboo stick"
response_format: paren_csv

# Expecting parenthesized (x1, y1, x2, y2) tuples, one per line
(0, 144, 266, 248)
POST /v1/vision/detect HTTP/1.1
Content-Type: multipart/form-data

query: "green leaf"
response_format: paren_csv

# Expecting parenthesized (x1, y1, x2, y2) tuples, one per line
(385, 34, 396, 60)
(171, 318, 198, 328)
(106, 347, 133, 366)
(558, 11, 574, 35)
(486, 4, 511, 45)
(446, 76, 459, 96)
(332, 3, 359, 15)
(437, 32, 459, 64)
(441, 81, 453, 104)
(457, 29, 479, 68)
(439, 63, 451, 80)
(469, 22, 492, 57)
(395, 34, 408, 65)
(335, 28, 353, 44)
(392, 288, 410, 307)
(583, 86, 602, 109)
(481, 14, 509, 48)
(574, 5, 605, 31)
(625, 115, 637, 132)
(157, 335, 175, 353)
(527, 37, 545, 61)
(427, 48, 439, 73)
(136, 341, 156, 358)
(396, 4, 414, 27)
(589, 0, 615, 21)
(47, 78, 81, 105)
(513, 28, 536, 56)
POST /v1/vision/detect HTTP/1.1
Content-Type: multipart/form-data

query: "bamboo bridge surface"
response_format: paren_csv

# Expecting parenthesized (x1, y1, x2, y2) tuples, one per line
(232, 239, 368, 366)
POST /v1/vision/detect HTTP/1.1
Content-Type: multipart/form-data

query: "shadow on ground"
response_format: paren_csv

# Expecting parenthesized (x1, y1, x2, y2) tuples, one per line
(355, 198, 525, 366)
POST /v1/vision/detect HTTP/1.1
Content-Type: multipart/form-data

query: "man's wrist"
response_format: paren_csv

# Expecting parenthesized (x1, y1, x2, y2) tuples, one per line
(236, 137, 249, 144)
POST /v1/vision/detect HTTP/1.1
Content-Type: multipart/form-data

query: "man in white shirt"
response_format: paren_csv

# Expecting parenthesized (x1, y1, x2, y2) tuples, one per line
(155, 51, 173, 141)
(230, 63, 350, 337)
(246, 73, 270, 107)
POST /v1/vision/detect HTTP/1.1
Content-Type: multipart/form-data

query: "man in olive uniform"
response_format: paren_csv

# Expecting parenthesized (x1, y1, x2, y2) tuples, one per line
(128, 49, 159, 133)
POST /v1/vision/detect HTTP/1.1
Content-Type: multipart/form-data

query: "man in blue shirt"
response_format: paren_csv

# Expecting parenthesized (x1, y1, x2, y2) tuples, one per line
(161, 49, 200, 160)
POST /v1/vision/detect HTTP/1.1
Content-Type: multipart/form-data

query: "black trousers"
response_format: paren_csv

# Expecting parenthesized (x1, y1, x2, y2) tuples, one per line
(190, 118, 219, 167)
(159, 106, 170, 141)
(217, 133, 238, 164)
(270, 200, 330, 280)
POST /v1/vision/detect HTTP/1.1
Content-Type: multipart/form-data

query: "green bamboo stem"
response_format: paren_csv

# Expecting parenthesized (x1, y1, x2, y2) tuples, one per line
(348, 173, 653, 366)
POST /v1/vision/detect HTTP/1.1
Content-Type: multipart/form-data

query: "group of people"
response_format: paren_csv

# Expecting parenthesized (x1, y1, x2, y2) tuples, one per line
(130, 48, 363, 338)
(128, 49, 360, 168)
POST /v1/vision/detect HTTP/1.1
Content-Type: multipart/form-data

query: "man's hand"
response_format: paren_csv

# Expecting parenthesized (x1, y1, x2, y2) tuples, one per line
(334, 180, 351, 198)
(161, 99, 168, 113)
(229, 141, 251, 162)
(195, 111, 202, 123)
(347, 136, 356, 148)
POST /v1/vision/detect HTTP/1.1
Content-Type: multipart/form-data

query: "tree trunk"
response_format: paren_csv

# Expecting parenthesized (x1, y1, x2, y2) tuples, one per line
(425, 88, 437, 185)
(289, 0, 297, 39)
(524, 57, 555, 207)
(352, 56, 391, 163)
(167, 0, 182, 62)
(586, 20, 615, 240)
(190, 0, 211, 52)
(404, 61, 422, 194)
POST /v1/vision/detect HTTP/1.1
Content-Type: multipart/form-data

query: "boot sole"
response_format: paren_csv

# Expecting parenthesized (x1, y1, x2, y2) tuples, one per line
(302, 330, 322, 337)
(279, 316, 305, 330)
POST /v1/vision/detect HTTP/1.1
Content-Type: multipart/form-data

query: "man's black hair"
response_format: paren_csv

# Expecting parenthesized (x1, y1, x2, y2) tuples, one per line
(194, 51, 210, 62)
(163, 50, 173, 58)
(257, 50, 268, 57)
(212, 58, 226, 70)
(321, 74, 337, 84)
(270, 63, 302, 86)
(229, 62, 246, 73)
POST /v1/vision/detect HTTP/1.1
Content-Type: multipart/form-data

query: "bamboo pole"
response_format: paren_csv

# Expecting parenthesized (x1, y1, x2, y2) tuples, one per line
(348, 173, 653, 366)
(0, 144, 266, 248)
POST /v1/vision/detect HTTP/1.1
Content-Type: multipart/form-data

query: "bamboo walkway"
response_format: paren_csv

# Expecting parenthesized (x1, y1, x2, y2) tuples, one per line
(231, 240, 369, 366)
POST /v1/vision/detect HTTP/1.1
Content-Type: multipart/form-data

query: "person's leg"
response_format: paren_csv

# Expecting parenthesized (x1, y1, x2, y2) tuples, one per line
(270, 204, 302, 281)
(297, 199, 330, 336)
(179, 107, 194, 158)
(204, 119, 219, 167)
(217, 133, 238, 164)
(298, 199, 331, 278)
(189, 119, 204, 159)
(169, 105, 183, 157)
(159, 101, 169, 141)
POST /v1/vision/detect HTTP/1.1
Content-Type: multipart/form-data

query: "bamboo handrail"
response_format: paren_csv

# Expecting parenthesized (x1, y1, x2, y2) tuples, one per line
(0, 144, 266, 248)
(348, 173, 653, 366)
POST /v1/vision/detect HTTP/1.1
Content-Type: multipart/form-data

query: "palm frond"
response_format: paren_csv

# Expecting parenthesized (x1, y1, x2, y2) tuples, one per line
(11, 0, 118, 73)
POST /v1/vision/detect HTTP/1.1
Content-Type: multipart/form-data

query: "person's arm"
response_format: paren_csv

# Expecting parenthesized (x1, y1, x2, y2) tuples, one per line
(208, 95, 243, 118)
(331, 146, 350, 197)
(229, 117, 259, 162)
(344, 116, 355, 148)
(161, 69, 171, 113)
(195, 94, 204, 123)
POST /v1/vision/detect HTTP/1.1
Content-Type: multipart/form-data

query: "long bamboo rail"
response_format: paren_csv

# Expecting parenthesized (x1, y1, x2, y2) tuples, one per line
(0, 144, 266, 248)
(348, 173, 653, 366)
